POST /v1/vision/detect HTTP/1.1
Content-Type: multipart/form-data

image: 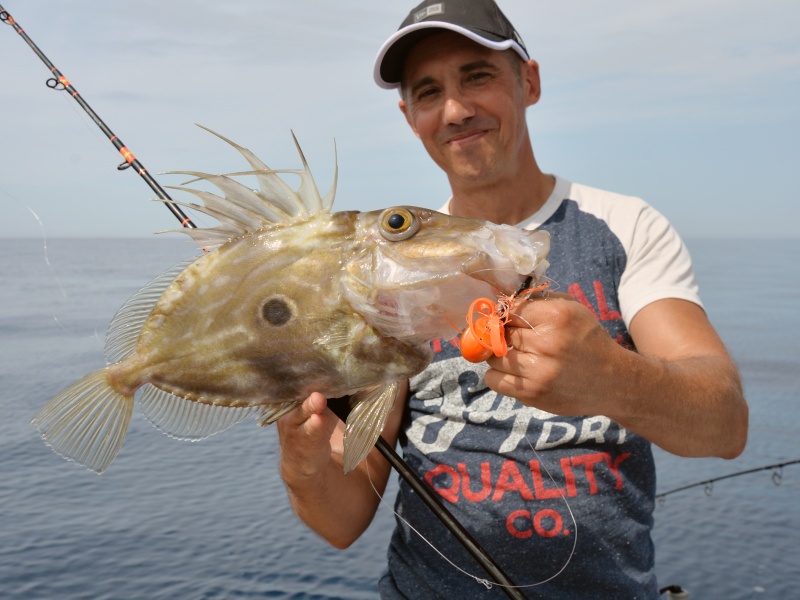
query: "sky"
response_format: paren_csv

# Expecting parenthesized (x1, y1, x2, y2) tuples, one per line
(1, 0, 798, 239)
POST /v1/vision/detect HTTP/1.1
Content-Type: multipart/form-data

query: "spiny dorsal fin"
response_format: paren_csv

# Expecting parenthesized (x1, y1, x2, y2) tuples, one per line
(159, 126, 337, 250)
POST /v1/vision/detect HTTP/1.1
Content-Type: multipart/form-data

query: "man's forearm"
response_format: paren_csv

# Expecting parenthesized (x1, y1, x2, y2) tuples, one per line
(281, 448, 387, 549)
(277, 393, 400, 550)
(607, 350, 747, 459)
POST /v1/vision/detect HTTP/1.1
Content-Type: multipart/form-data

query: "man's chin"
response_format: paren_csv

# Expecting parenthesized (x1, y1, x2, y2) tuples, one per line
(449, 160, 499, 182)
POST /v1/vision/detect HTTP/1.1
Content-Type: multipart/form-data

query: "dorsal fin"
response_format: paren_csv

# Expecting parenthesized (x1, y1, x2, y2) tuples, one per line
(160, 126, 337, 250)
(321, 139, 338, 212)
(104, 256, 200, 365)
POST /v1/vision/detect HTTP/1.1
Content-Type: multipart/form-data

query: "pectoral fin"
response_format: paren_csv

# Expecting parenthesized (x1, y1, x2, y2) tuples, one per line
(342, 382, 400, 475)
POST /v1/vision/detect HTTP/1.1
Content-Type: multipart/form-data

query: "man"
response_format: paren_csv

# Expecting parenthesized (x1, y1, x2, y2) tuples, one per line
(277, 0, 748, 597)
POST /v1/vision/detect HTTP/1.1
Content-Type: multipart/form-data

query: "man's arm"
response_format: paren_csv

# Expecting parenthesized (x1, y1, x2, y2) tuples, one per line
(485, 297, 748, 458)
(276, 384, 406, 549)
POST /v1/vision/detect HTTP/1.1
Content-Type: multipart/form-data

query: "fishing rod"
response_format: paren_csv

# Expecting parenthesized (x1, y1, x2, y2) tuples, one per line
(0, 4, 195, 229)
(3, 6, 526, 598)
(656, 458, 800, 502)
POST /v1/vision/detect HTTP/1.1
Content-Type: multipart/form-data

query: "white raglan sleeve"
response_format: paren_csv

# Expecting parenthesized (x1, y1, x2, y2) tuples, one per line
(617, 199, 703, 327)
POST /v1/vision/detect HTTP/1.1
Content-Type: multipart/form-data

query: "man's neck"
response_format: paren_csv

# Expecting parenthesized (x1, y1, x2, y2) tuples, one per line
(448, 160, 555, 225)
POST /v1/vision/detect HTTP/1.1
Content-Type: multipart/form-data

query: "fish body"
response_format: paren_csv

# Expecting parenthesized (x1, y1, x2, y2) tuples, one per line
(32, 128, 550, 474)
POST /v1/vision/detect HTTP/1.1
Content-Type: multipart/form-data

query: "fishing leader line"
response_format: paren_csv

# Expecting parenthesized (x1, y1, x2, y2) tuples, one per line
(364, 433, 578, 594)
(0, 185, 75, 333)
(328, 397, 528, 600)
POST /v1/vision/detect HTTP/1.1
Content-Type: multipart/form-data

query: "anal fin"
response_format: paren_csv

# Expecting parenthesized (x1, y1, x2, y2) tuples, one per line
(138, 384, 259, 441)
(256, 401, 301, 426)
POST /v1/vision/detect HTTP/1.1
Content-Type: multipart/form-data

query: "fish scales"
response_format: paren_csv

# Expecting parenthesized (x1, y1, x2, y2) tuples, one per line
(32, 127, 550, 475)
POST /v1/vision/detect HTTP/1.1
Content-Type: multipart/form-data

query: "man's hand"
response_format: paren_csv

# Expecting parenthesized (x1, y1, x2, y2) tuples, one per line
(484, 295, 748, 459)
(485, 294, 620, 416)
(277, 393, 342, 480)
(275, 389, 404, 548)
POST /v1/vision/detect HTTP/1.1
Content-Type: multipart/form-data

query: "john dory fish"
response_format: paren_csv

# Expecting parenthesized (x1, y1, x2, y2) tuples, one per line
(32, 128, 550, 474)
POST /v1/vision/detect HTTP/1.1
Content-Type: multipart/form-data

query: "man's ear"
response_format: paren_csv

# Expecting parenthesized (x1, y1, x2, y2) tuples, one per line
(522, 59, 542, 107)
(399, 99, 421, 139)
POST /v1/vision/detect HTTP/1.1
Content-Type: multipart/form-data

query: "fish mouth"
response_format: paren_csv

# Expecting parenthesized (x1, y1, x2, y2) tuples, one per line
(460, 252, 532, 296)
(459, 228, 550, 295)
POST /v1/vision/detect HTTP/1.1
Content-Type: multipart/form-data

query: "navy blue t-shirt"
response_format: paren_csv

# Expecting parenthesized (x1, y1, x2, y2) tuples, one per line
(379, 177, 701, 599)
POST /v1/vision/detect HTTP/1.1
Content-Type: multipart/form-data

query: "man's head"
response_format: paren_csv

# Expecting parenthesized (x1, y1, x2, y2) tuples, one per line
(373, 1, 541, 192)
(373, 0, 529, 90)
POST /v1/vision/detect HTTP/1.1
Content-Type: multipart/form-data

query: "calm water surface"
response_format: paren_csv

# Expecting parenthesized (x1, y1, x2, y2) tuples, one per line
(1, 237, 797, 599)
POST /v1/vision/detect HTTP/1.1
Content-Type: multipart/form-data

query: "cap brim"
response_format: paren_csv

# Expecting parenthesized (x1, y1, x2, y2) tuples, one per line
(373, 22, 528, 90)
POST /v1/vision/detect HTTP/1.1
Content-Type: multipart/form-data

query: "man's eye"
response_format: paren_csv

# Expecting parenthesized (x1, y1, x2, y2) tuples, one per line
(416, 87, 439, 101)
(467, 72, 491, 82)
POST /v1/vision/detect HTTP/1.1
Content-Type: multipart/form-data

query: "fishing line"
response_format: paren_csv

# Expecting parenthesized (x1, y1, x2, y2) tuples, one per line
(28, 240, 72, 332)
(328, 397, 527, 600)
(45, 70, 115, 156)
(363, 430, 578, 593)
(364, 459, 496, 591)
(0, 185, 75, 335)
(463, 268, 560, 295)
(518, 435, 578, 586)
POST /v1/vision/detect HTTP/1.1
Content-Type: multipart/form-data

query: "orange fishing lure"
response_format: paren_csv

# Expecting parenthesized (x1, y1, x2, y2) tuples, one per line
(459, 282, 549, 363)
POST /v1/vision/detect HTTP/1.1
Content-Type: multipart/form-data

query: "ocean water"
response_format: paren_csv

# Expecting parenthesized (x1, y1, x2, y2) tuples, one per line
(0, 237, 797, 599)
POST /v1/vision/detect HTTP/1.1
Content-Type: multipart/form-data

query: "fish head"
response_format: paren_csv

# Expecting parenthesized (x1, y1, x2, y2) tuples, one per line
(343, 206, 550, 343)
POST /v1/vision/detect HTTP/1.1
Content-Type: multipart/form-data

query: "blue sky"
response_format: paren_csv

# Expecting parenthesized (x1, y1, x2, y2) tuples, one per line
(1, 0, 798, 239)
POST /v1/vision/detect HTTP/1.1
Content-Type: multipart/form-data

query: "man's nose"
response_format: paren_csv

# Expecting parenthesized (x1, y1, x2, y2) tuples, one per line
(443, 91, 476, 125)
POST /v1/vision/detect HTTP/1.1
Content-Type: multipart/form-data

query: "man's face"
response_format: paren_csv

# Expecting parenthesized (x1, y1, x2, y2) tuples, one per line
(399, 31, 540, 186)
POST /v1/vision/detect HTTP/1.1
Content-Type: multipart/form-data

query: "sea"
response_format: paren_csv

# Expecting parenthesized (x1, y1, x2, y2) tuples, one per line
(0, 237, 798, 600)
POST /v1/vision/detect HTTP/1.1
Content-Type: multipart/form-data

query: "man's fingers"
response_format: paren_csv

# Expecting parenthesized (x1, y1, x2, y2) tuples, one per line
(541, 291, 575, 302)
(505, 291, 573, 329)
(504, 327, 534, 354)
(279, 392, 327, 428)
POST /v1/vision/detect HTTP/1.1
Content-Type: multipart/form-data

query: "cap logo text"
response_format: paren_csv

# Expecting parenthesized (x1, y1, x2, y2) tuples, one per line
(414, 3, 445, 22)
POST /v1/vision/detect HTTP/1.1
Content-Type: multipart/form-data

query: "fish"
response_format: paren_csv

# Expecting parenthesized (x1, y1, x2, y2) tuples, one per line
(31, 126, 551, 475)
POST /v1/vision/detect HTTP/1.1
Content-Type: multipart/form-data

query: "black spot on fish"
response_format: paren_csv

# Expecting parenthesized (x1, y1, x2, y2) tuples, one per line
(262, 297, 292, 326)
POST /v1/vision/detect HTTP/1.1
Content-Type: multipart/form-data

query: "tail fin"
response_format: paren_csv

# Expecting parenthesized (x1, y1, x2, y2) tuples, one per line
(31, 368, 134, 474)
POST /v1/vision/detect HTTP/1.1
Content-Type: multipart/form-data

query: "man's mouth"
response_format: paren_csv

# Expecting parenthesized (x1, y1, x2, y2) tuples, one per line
(445, 129, 487, 145)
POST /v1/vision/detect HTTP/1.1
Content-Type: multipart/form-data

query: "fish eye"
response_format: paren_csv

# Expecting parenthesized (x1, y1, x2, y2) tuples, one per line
(261, 296, 294, 327)
(379, 207, 420, 241)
